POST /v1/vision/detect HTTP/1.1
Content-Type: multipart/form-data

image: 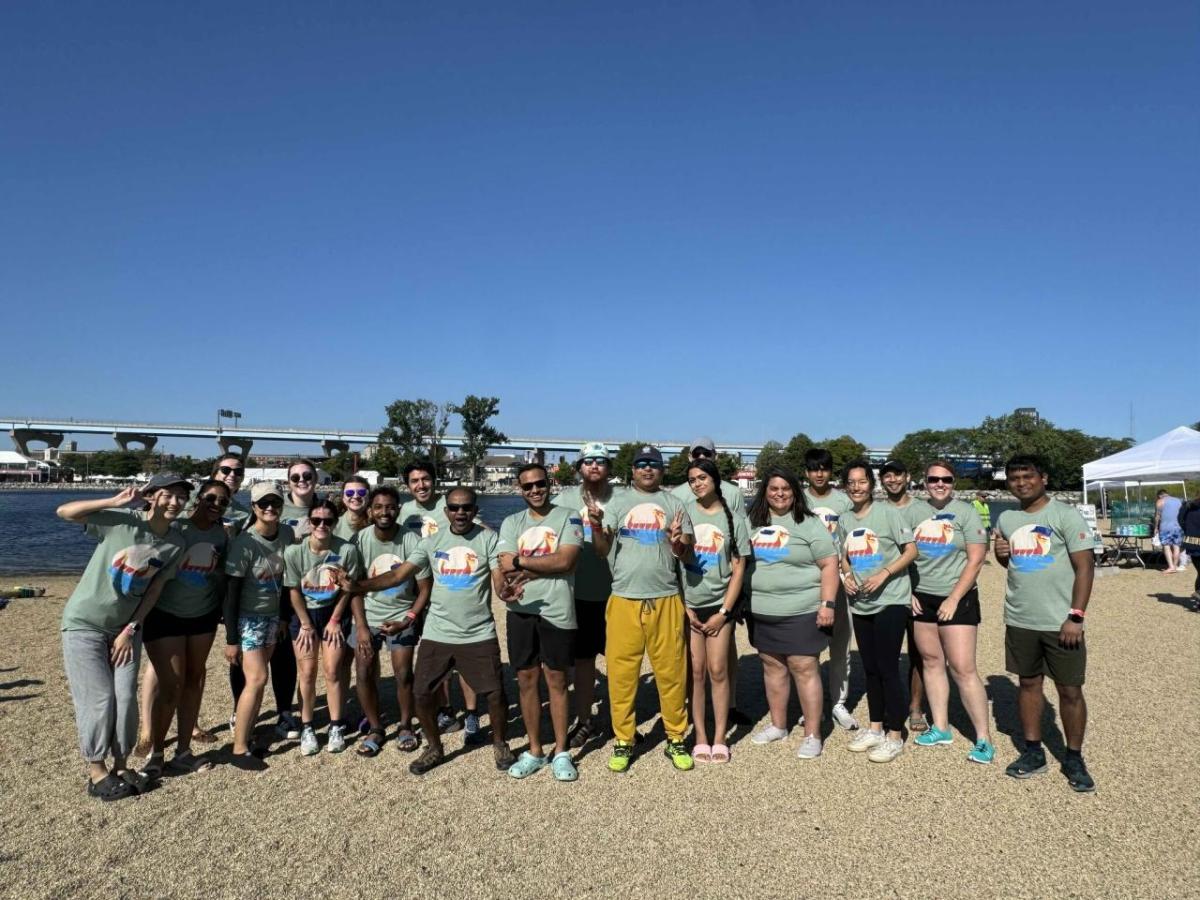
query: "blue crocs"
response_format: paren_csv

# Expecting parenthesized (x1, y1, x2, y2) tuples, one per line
(551, 751, 578, 782)
(507, 751, 548, 780)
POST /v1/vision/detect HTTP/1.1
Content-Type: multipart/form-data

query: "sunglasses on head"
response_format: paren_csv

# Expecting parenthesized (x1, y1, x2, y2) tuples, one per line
(519, 479, 549, 492)
(343, 488, 367, 498)
(309, 516, 337, 527)
(218, 465, 245, 477)
(289, 472, 315, 483)
(926, 475, 955, 485)
(201, 493, 230, 507)
(446, 503, 475, 513)
(634, 460, 663, 470)
(254, 498, 283, 510)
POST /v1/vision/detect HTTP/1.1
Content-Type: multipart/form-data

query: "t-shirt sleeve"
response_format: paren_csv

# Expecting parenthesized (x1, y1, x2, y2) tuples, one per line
(283, 545, 302, 588)
(808, 518, 837, 560)
(560, 510, 585, 548)
(733, 516, 752, 556)
(497, 516, 518, 553)
(962, 505, 988, 544)
(225, 535, 250, 577)
(484, 530, 501, 568)
(344, 544, 364, 580)
(1059, 505, 1095, 554)
(996, 511, 1013, 540)
(408, 538, 431, 573)
(83, 507, 135, 539)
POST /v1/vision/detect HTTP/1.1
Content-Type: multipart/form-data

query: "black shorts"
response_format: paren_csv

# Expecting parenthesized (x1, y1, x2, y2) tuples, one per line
(506, 610, 576, 672)
(1005, 625, 1087, 686)
(573, 598, 607, 659)
(289, 605, 351, 641)
(414, 638, 504, 700)
(143, 607, 220, 643)
(912, 588, 982, 626)
(691, 604, 734, 626)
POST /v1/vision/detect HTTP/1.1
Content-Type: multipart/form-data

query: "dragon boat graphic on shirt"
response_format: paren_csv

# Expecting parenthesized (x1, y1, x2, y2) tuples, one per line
(618, 503, 667, 546)
(176, 542, 220, 588)
(108, 545, 167, 595)
(300, 553, 344, 605)
(517, 525, 559, 558)
(810, 507, 840, 535)
(368, 552, 406, 598)
(686, 523, 726, 574)
(914, 514, 957, 559)
(1008, 524, 1055, 572)
(845, 527, 883, 573)
(251, 551, 285, 588)
(434, 546, 479, 590)
(751, 526, 790, 564)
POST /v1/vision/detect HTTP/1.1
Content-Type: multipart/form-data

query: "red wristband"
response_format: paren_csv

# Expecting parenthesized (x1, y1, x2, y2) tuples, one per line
(1069, 608, 1086, 619)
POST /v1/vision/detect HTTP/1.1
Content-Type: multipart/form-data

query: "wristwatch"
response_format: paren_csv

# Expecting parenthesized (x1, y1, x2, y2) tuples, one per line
(719, 607, 731, 618)
(821, 601, 836, 610)
(1067, 608, 1085, 624)
(513, 556, 523, 571)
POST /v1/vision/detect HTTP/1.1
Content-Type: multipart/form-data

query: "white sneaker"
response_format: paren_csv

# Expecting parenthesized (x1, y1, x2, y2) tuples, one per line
(751, 724, 789, 745)
(795, 735, 823, 759)
(831, 703, 859, 731)
(868, 737, 904, 763)
(847, 728, 883, 753)
(327, 724, 347, 754)
(300, 726, 320, 756)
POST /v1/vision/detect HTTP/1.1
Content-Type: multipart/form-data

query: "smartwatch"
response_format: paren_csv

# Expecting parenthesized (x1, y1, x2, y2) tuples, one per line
(719, 607, 731, 618)
(1068, 608, 1085, 624)
(513, 556, 523, 572)
(821, 601, 836, 610)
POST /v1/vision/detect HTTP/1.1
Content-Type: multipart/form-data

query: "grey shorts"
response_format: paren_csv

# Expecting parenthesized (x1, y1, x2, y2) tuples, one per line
(347, 621, 419, 651)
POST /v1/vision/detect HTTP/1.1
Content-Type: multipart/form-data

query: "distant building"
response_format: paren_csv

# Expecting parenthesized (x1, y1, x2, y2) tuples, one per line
(0, 450, 62, 483)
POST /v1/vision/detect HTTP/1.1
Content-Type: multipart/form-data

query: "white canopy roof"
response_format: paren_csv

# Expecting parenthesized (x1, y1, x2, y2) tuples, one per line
(1082, 426, 1200, 484)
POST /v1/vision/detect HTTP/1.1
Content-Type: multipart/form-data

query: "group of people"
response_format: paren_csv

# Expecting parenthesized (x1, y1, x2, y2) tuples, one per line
(57, 437, 1101, 801)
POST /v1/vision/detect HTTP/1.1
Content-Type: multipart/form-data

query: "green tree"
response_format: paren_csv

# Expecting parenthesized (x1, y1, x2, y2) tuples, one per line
(552, 460, 577, 486)
(754, 440, 784, 476)
(891, 428, 977, 474)
(371, 445, 402, 478)
(664, 451, 690, 486)
(322, 452, 357, 482)
(453, 395, 507, 486)
(780, 433, 814, 475)
(820, 434, 868, 475)
(378, 399, 439, 469)
(611, 442, 642, 484)
(715, 452, 741, 482)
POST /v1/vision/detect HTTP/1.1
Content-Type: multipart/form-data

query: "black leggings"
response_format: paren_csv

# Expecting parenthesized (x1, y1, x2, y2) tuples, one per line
(852, 605, 909, 733)
(229, 637, 297, 716)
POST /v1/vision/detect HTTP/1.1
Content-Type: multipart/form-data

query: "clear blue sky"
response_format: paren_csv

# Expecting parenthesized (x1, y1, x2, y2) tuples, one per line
(3, 2, 1196, 455)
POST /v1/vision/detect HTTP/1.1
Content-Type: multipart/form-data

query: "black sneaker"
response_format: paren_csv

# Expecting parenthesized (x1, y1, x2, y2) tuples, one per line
(229, 752, 268, 772)
(1062, 755, 1096, 793)
(1005, 746, 1047, 779)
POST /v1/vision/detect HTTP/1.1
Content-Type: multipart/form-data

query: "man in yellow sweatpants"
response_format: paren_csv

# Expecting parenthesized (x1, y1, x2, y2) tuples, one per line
(590, 445, 695, 772)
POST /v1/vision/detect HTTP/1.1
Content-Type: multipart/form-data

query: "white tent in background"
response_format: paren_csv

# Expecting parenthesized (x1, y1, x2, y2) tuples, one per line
(1082, 426, 1200, 504)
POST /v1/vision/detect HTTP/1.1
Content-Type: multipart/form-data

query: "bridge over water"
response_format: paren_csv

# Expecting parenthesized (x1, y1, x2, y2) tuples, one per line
(2, 416, 893, 463)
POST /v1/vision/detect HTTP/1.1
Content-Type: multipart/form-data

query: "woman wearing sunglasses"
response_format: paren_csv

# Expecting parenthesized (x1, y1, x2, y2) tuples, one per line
(680, 458, 749, 764)
(745, 467, 839, 760)
(335, 475, 371, 540)
(211, 455, 251, 534)
(285, 499, 363, 755)
(223, 483, 296, 769)
(908, 460, 994, 763)
(839, 460, 917, 764)
(281, 459, 320, 541)
(139, 479, 231, 774)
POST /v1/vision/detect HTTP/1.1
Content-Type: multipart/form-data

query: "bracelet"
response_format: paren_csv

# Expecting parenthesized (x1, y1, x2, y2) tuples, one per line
(1069, 608, 1086, 619)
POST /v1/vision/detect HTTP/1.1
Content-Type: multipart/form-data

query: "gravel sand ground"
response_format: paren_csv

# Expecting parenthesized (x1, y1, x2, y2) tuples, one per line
(2, 563, 1197, 899)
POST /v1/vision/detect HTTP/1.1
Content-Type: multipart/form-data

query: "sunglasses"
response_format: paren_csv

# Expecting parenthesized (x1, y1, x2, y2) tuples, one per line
(581, 457, 608, 466)
(805, 465, 831, 472)
(926, 475, 955, 485)
(218, 465, 245, 477)
(254, 498, 283, 510)
(691, 449, 714, 458)
(289, 472, 315, 483)
(446, 503, 476, 513)
(634, 460, 663, 470)
(309, 516, 337, 527)
(201, 493, 230, 507)
(343, 488, 367, 498)
(519, 479, 549, 492)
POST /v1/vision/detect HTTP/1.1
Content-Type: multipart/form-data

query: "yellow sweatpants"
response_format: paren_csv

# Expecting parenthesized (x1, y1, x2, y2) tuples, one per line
(606, 593, 688, 743)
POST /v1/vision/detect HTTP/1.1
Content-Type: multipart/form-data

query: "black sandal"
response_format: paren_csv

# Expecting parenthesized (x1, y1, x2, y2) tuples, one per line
(87, 774, 135, 802)
(569, 718, 599, 749)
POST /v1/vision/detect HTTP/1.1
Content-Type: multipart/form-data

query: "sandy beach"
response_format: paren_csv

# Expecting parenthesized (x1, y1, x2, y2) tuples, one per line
(2, 561, 1197, 899)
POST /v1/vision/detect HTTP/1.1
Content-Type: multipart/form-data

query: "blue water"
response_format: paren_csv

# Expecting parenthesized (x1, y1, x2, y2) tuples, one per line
(0, 490, 528, 575)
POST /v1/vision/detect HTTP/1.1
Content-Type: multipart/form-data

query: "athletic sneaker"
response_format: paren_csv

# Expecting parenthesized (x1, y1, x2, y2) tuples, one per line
(1062, 755, 1096, 793)
(299, 726, 319, 756)
(608, 740, 634, 773)
(831, 703, 859, 731)
(276, 712, 301, 740)
(968, 739, 996, 764)
(437, 708, 462, 734)
(868, 737, 904, 763)
(1005, 746, 1048, 779)
(463, 712, 486, 746)
(663, 739, 694, 771)
(795, 735, 823, 759)
(847, 728, 884, 753)
(750, 724, 789, 745)
(327, 724, 347, 753)
(914, 726, 953, 748)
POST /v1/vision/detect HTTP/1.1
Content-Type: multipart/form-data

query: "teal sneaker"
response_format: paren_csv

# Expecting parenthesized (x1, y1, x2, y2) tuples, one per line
(914, 726, 953, 748)
(507, 751, 547, 780)
(968, 739, 996, 764)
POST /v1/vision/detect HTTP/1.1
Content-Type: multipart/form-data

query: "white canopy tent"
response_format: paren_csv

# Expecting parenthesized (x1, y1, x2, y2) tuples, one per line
(1082, 426, 1200, 505)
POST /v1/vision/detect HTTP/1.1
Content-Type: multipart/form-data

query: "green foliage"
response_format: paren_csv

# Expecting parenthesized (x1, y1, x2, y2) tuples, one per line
(611, 442, 642, 483)
(60, 450, 155, 478)
(370, 445, 402, 478)
(452, 395, 507, 485)
(821, 434, 869, 475)
(664, 451, 690, 486)
(754, 440, 784, 475)
(552, 461, 577, 486)
(378, 399, 438, 468)
(716, 452, 740, 481)
(779, 433, 813, 475)
(321, 453, 357, 482)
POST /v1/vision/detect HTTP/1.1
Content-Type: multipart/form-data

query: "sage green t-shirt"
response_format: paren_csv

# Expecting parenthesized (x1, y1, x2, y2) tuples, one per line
(280, 497, 314, 543)
(408, 524, 500, 644)
(838, 503, 914, 615)
(225, 524, 295, 617)
(887, 497, 934, 589)
(605, 488, 694, 599)
(680, 501, 752, 609)
(911, 499, 987, 597)
(354, 526, 430, 627)
(997, 499, 1093, 632)
(497, 505, 585, 628)
(62, 509, 187, 636)
(671, 480, 747, 516)
(283, 536, 363, 610)
(748, 513, 837, 616)
(334, 515, 368, 542)
(156, 519, 228, 618)
(804, 487, 852, 549)
(552, 485, 626, 602)
(222, 498, 252, 535)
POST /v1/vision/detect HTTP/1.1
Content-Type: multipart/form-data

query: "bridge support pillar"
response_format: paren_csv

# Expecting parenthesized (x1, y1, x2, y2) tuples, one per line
(113, 432, 158, 452)
(11, 429, 64, 457)
(321, 440, 350, 458)
(218, 437, 254, 458)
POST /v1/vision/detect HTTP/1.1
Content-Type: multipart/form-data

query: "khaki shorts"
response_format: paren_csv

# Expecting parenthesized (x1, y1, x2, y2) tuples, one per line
(1005, 625, 1086, 686)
